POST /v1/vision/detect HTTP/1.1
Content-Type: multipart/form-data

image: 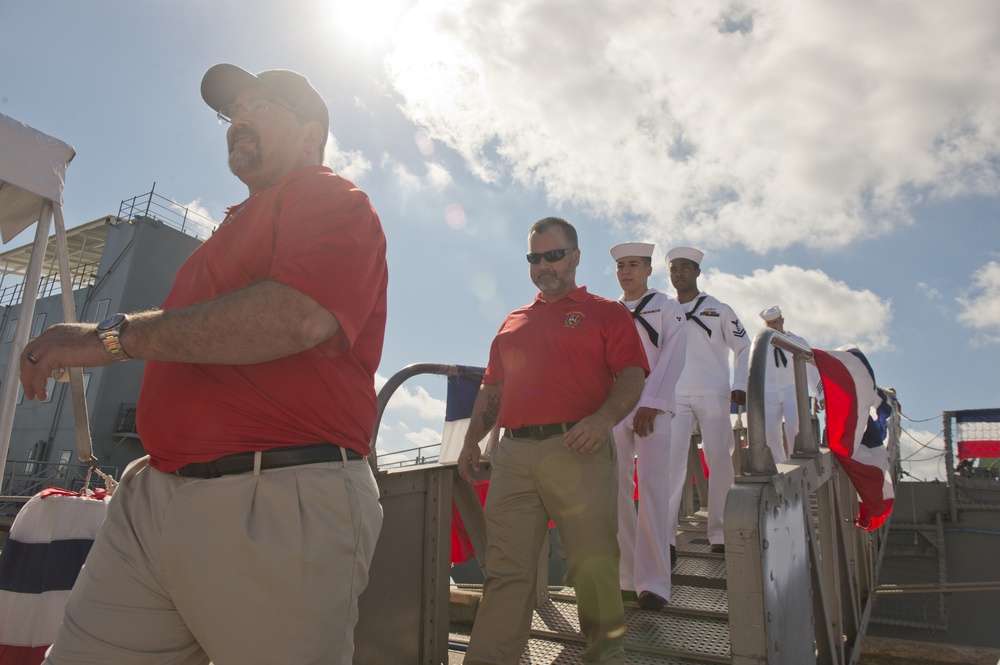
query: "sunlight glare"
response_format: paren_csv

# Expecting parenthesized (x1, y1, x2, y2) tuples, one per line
(327, 0, 408, 51)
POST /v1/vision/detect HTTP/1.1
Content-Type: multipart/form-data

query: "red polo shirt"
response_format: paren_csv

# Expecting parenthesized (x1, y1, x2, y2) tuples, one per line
(137, 166, 388, 472)
(483, 286, 649, 429)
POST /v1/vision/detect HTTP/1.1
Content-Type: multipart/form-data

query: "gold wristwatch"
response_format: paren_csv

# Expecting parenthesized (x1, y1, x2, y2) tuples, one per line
(96, 313, 132, 362)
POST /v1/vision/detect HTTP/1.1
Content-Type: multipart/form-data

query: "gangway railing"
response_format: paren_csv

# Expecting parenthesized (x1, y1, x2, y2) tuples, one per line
(356, 362, 486, 664)
(364, 355, 899, 663)
(369, 362, 474, 473)
(727, 328, 899, 664)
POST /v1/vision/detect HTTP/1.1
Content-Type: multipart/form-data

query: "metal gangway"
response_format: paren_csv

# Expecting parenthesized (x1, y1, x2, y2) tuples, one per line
(353, 328, 900, 663)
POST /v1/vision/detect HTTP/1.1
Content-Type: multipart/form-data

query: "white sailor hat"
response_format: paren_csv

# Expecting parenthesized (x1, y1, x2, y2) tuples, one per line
(760, 305, 782, 322)
(665, 246, 704, 265)
(610, 242, 654, 261)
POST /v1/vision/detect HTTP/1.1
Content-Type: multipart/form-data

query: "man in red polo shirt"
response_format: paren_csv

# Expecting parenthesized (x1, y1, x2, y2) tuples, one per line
(21, 64, 387, 664)
(457, 217, 648, 665)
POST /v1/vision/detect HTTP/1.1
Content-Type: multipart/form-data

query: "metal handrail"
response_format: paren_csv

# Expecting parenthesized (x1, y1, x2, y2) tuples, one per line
(376, 442, 442, 469)
(743, 327, 815, 477)
(368, 362, 485, 475)
(729, 330, 900, 664)
(117, 185, 218, 241)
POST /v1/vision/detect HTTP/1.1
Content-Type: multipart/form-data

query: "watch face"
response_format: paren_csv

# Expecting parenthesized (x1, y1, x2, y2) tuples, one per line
(97, 313, 126, 331)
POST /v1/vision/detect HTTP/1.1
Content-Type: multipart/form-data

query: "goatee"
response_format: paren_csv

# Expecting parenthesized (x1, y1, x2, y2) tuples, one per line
(229, 148, 262, 179)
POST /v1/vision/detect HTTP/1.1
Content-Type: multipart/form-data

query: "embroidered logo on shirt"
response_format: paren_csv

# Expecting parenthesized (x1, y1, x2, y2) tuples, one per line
(565, 311, 584, 328)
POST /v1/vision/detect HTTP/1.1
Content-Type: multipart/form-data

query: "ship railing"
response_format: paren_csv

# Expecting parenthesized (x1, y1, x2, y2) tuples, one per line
(727, 328, 900, 665)
(117, 185, 218, 242)
(364, 355, 900, 663)
(356, 363, 484, 663)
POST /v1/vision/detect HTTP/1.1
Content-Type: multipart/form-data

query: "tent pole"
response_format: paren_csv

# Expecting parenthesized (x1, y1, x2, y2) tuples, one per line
(0, 200, 54, 487)
(52, 204, 94, 463)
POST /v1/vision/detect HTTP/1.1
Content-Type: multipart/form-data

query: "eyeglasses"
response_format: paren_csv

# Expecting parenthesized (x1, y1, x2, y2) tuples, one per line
(526, 248, 576, 264)
(217, 99, 297, 124)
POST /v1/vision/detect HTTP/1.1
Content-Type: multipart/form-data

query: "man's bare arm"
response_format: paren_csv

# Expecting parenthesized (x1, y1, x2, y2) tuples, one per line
(125, 280, 339, 363)
(456, 381, 503, 483)
(21, 280, 338, 400)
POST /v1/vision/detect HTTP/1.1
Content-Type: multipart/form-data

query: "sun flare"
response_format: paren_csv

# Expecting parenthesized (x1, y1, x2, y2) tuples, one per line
(327, 0, 409, 51)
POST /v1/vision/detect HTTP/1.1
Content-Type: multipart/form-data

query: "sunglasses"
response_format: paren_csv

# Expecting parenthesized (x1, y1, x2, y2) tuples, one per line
(526, 248, 576, 264)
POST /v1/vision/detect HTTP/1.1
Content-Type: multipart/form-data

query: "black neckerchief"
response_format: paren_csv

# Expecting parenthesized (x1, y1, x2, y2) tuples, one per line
(685, 295, 712, 337)
(622, 292, 659, 347)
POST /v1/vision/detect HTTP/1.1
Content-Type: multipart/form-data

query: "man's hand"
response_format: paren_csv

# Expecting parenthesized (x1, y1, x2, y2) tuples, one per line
(564, 414, 614, 454)
(731, 389, 746, 406)
(457, 441, 483, 483)
(632, 407, 662, 438)
(21, 323, 113, 401)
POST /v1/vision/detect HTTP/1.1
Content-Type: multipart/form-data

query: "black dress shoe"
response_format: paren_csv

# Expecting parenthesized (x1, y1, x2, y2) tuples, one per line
(710, 544, 725, 554)
(637, 591, 666, 611)
(671, 544, 677, 568)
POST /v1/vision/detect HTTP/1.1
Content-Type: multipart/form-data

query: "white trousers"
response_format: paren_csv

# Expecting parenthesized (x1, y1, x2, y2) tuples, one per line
(764, 387, 798, 463)
(44, 454, 383, 665)
(613, 410, 673, 600)
(667, 395, 734, 546)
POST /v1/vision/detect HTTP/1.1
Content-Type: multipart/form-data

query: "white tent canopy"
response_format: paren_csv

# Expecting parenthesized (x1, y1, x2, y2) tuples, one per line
(0, 113, 91, 487)
(0, 114, 75, 243)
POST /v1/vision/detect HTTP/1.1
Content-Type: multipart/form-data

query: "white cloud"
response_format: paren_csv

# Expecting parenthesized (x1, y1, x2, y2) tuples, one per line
(404, 426, 444, 449)
(383, 156, 454, 194)
(171, 199, 219, 233)
(957, 261, 1000, 344)
(387, 0, 1000, 252)
(371, 375, 447, 459)
(916, 282, 941, 300)
(386, 157, 423, 194)
(379, 380, 446, 421)
(699, 264, 893, 351)
(426, 162, 454, 189)
(325, 133, 373, 181)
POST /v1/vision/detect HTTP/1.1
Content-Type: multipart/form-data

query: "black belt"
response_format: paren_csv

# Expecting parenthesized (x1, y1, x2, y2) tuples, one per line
(505, 422, 578, 441)
(174, 443, 365, 479)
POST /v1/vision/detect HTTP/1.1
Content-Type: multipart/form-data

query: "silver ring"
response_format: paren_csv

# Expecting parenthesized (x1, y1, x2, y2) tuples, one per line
(26, 351, 38, 365)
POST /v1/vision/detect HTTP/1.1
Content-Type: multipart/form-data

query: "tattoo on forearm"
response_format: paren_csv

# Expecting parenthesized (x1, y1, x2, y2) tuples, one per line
(479, 394, 500, 431)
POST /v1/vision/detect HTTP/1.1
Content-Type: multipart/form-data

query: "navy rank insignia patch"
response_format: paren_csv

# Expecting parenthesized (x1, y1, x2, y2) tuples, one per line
(565, 311, 584, 328)
(732, 320, 747, 337)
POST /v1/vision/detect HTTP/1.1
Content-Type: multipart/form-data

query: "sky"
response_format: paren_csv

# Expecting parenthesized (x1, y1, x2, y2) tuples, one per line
(2, 0, 998, 482)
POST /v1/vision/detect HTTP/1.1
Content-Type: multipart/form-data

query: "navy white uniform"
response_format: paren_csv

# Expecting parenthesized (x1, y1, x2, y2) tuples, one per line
(763, 330, 822, 463)
(666, 292, 749, 547)
(613, 289, 686, 602)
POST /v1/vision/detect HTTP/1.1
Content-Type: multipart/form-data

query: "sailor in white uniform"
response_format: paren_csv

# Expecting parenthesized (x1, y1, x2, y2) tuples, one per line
(665, 247, 749, 553)
(759, 305, 824, 463)
(610, 242, 687, 611)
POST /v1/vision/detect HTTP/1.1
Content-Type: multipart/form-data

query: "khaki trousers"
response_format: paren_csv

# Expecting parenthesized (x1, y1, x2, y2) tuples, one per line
(465, 433, 625, 665)
(44, 454, 382, 665)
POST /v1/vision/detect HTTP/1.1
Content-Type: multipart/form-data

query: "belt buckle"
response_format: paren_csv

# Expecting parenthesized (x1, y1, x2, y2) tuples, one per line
(529, 425, 547, 440)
